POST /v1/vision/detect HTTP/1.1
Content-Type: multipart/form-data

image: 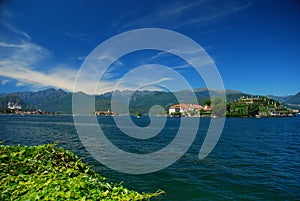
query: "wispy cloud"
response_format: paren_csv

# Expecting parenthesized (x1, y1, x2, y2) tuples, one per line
(0, 24, 131, 94)
(171, 2, 253, 29)
(147, 47, 215, 70)
(0, 10, 77, 92)
(0, 37, 107, 93)
(0, 26, 132, 95)
(149, 51, 170, 60)
(0, 10, 31, 40)
(108, 64, 193, 92)
(0, 10, 90, 93)
(0, 42, 35, 48)
(68, 56, 87, 61)
(64, 32, 92, 42)
(118, 0, 253, 29)
(0, 40, 50, 69)
(158, 1, 201, 17)
(1, 78, 9, 85)
(0, 57, 76, 91)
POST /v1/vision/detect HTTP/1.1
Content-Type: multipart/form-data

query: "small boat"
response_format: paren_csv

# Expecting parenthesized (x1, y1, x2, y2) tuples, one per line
(255, 114, 261, 118)
(135, 112, 142, 118)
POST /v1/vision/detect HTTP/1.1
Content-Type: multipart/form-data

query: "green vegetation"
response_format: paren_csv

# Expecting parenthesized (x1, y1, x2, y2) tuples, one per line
(226, 96, 294, 117)
(0, 144, 164, 200)
(211, 98, 226, 117)
(204, 100, 211, 106)
(40, 93, 72, 114)
(170, 112, 181, 117)
(169, 96, 296, 118)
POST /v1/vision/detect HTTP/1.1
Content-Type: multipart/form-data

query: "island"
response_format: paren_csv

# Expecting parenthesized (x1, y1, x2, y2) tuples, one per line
(168, 96, 298, 118)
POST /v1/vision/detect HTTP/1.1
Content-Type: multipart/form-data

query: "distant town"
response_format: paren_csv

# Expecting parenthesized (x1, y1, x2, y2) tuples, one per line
(2, 101, 56, 115)
(168, 103, 212, 117)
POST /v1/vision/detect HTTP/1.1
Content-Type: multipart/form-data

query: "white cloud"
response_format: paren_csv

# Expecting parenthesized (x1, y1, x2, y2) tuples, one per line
(0, 64, 75, 91)
(1, 16, 31, 40)
(0, 32, 131, 94)
(158, 1, 202, 17)
(149, 51, 170, 60)
(16, 82, 26, 87)
(0, 40, 49, 69)
(0, 15, 79, 92)
(147, 77, 174, 86)
(107, 64, 193, 93)
(64, 32, 92, 42)
(77, 56, 86, 61)
(1, 78, 9, 85)
(148, 47, 215, 70)
(0, 39, 129, 94)
(119, 0, 253, 29)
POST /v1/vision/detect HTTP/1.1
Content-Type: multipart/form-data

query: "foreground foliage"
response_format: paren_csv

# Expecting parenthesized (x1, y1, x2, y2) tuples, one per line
(0, 144, 163, 200)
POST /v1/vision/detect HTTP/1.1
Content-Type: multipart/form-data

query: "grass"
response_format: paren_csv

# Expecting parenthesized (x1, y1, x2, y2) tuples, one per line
(0, 143, 164, 200)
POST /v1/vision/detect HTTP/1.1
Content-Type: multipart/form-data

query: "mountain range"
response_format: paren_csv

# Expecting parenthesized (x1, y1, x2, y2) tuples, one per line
(267, 93, 300, 109)
(0, 88, 299, 114)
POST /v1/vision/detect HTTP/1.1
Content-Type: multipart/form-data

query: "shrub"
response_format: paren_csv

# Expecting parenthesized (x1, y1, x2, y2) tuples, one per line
(0, 143, 164, 200)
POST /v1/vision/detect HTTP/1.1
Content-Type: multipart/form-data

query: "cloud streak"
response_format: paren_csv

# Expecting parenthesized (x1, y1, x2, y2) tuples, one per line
(118, 0, 253, 30)
(0, 62, 76, 92)
(0, 30, 166, 94)
(0, 10, 31, 40)
(64, 32, 92, 42)
(0, 13, 79, 92)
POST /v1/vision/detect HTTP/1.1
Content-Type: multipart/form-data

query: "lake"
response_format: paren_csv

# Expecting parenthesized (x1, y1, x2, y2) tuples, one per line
(0, 115, 299, 200)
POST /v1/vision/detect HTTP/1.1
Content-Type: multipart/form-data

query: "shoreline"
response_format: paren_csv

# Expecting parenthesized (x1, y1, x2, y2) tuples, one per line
(1, 113, 298, 119)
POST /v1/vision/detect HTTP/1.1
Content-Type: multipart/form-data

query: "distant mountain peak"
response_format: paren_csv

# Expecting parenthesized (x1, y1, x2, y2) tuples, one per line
(9, 88, 68, 107)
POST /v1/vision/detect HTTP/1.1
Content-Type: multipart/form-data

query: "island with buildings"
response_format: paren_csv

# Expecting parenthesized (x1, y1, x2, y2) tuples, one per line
(168, 96, 298, 118)
(169, 103, 212, 117)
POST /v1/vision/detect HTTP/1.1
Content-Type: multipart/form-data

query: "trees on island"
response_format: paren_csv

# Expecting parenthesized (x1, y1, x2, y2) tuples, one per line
(168, 96, 295, 117)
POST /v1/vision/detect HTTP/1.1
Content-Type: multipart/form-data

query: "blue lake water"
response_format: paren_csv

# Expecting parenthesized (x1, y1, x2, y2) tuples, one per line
(0, 115, 299, 200)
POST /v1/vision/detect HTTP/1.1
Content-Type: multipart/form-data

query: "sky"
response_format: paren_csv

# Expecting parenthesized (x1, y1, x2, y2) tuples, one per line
(0, 0, 299, 96)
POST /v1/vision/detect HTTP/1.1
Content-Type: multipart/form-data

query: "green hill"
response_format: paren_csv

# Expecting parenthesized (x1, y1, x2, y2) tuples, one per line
(39, 93, 72, 114)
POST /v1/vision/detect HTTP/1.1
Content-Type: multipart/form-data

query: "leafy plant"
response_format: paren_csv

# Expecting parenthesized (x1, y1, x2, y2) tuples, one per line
(0, 143, 164, 200)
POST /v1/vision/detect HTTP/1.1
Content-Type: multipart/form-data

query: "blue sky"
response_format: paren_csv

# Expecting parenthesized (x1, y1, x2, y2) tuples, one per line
(0, 0, 299, 96)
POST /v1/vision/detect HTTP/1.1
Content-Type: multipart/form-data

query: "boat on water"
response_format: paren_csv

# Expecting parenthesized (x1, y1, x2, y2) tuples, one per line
(135, 112, 142, 118)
